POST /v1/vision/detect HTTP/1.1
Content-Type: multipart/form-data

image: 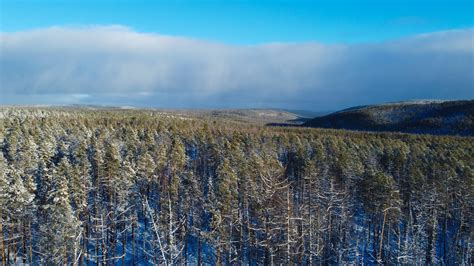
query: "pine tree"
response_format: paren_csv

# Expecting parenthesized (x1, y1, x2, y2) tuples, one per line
(38, 159, 80, 264)
(0, 153, 9, 265)
(215, 156, 239, 264)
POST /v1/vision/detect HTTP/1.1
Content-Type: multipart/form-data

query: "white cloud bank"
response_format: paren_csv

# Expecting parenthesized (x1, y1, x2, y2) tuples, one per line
(1, 26, 473, 110)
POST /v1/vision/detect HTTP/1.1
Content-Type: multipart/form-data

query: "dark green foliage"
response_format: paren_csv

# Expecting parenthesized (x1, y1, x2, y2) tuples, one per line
(304, 100, 474, 136)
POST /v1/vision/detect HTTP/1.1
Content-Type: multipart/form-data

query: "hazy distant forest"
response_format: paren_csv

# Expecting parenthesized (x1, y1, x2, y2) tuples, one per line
(0, 108, 472, 265)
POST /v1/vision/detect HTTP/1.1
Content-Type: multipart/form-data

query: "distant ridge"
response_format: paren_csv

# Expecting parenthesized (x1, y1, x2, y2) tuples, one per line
(0, 105, 313, 125)
(303, 100, 474, 136)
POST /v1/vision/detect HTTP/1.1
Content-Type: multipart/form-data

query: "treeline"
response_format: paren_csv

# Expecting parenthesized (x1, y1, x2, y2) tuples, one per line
(0, 109, 473, 265)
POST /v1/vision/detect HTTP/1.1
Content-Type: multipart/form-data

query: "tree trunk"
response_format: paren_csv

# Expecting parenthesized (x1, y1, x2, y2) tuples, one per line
(0, 209, 5, 266)
(22, 221, 27, 264)
(122, 223, 127, 266)
(132, 215, 136, 265)
(287, 186, 291, 264)
(216, 244, 222, 266)
(378, 210, 387, 263)
(168, 193, 174, 263)
(197, 237, 202, 266)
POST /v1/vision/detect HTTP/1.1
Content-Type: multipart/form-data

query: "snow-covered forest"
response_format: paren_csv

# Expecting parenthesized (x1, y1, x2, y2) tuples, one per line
(0, 108, 472, 265)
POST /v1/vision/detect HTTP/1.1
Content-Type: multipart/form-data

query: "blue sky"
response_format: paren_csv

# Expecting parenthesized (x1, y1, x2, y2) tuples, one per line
(0, 1, 473, 110)
(1, 0, 472, 44)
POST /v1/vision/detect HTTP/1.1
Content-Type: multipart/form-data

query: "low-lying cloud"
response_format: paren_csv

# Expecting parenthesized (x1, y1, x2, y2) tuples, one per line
(1, 26, 473, 110)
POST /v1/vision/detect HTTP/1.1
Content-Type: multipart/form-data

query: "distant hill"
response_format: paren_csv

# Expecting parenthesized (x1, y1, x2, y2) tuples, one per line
(169, 108, 311, 125)
(0, 105, 312, 125)
(303, 100, 474, 136)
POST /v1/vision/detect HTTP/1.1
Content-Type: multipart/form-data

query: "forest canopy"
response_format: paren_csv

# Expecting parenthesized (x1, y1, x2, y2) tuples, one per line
(0, 108, 472, 265)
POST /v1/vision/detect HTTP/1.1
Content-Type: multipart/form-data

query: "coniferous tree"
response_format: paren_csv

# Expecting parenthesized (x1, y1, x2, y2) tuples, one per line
(37, 160, 79, 264)
(0, 153, 9, 265)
